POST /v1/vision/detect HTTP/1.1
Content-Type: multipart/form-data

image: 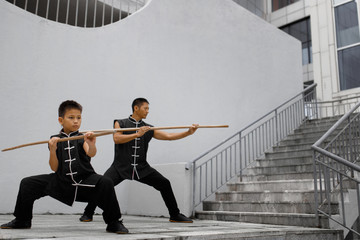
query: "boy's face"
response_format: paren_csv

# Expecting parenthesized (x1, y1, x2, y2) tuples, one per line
(58, 108, 82, 134)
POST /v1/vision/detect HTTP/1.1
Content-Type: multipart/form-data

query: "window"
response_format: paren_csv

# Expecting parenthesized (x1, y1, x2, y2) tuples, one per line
(338, 45, 360, 90)
(280, 18, 312, 65)
(272, 0, 300, 12)
(334, 0, 360, 91)
(335, 1, 360, 48)
(233, 0, 267, 19)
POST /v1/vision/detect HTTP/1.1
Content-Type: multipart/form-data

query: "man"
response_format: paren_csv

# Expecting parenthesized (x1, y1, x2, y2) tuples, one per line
(80, 98, 198, 223)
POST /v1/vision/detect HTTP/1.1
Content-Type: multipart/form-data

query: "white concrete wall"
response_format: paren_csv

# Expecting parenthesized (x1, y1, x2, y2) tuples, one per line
(123, 162, 192, 217)
(0, 0, 302, 215)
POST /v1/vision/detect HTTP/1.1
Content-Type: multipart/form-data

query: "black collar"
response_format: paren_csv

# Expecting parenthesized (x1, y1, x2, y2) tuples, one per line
(60, 129, 79, 137)
(129, 115, 143, 124)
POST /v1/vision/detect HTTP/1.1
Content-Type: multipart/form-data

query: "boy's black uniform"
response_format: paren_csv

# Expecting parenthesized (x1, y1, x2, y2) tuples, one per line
(4, 130, 122, 228)
(83, 116, 181, 219)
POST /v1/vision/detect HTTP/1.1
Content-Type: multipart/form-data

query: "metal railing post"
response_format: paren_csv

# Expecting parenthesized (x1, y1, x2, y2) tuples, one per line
(313, 151, 320, 226)
(314, 89, 319, 119)
(192, 161, 196, 217)
(239, 131, 242, 182)
(275, 109, 279, 145)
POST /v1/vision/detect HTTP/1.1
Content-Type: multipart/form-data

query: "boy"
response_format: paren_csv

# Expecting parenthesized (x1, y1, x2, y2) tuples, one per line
(1, 100, 128, 234)
(80, 98, 197, 223)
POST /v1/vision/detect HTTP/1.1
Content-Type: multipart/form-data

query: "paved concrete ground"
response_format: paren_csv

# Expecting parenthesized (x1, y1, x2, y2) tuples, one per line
(0, 214, 343, 240)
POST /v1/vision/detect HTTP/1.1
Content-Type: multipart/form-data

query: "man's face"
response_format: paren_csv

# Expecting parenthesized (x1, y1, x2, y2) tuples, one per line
(135, 102, 149, 119)
(58, 108, 82, 134)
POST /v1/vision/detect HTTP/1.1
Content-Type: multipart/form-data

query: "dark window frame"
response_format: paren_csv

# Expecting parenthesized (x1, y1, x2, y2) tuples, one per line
(272, 0, 300, 12)
(280, 17, 312, 65)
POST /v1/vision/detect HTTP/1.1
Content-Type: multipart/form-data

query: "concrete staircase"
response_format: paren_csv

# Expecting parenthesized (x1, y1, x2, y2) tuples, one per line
(196, 117, 343, 229)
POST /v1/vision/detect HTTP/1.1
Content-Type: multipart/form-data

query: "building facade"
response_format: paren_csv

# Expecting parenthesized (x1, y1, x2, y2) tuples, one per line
(236, 0, 360, 102)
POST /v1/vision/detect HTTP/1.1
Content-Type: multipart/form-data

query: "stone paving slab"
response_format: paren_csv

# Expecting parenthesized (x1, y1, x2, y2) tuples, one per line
(0, 214, 343, 240)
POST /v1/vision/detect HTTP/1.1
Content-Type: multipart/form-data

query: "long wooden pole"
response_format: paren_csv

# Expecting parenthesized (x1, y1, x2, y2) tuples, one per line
(1, 125, 228, 152)
(81, 124, 229, 133)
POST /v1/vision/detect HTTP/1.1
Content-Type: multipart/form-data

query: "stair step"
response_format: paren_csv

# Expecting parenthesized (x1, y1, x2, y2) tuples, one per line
(306, 116, 342, 124)
(272, 143, 314, 151)
(228, 179, 315, 191)
(241, 172, 315, 181)
(202, 201, 339, 214)
(216, 190, 317, 202)
(216, 190, 343, 203)
(294, 126, 333, 134)
(255, 156, 312, 167)
(264, 149, 312, 159)
(294, 121, 345, 133)
(196, 210, 332, 228)
(277, 137, 319, 146)
(247, 163, 314, 175)
(284, 132, 330, 141)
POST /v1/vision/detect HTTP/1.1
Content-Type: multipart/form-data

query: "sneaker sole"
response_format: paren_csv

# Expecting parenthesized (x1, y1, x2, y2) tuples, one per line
(106, 230, 129, 234)
(1, 226, 31, 229)
(80, 219, 93, 222)
(169, 220, 193, 223)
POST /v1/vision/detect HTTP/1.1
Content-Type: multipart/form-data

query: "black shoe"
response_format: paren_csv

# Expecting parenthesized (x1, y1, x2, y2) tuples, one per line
(106, 220, 129, 234)
(1, 219, 31, 229)
(79, 214, 93, 222)
(169, 213, 193, 223)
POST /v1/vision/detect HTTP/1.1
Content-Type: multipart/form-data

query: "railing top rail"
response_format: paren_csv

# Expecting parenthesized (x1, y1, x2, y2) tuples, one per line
(312, 101, 360, 147)
(187, 83, 317, 168)
(317, 95, 360, 104)
(312, 145, 360, 172)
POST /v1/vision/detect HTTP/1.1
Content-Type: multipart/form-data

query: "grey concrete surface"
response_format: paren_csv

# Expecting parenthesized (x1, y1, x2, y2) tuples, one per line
(0, 214, 343, 240)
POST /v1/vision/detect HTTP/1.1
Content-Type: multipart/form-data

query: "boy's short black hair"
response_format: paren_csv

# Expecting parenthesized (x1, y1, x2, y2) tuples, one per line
(132, 98, 149, 112)
(58, 100, 83, 117)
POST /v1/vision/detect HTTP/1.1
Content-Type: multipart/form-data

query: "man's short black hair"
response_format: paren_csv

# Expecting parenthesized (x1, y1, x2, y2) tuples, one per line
(132, 98, 149, 112)
(58, 100, 83, 117)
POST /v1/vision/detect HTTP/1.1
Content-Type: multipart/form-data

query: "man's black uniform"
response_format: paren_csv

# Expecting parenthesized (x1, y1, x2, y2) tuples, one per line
(83, 116, 180, 217)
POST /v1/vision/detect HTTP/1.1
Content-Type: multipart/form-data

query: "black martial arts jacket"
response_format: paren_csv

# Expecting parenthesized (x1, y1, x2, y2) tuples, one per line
(112, 116, 156, 180)
(47, 130, 101, 206)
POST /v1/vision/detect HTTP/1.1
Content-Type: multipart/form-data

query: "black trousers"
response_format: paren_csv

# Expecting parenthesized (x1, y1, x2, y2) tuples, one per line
(84, 165, 180, 217)
(13, 174, 121, 224)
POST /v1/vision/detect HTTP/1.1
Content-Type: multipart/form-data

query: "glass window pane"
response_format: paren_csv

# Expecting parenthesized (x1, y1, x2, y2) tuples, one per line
(272, 0, 300, 12)
(302, 42, 310, 65)
(280, 18, 312, 65)
(289, 20, 308, 42)
(335, 1, 360, 48)
(338, 45, 360, 91)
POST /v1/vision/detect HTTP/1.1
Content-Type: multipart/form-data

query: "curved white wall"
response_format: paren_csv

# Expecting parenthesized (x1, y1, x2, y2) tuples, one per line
(0, 0, 302, 214)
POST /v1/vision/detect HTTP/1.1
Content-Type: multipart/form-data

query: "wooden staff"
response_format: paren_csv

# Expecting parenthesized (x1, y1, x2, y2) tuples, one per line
(81, 124, 229, 133)
(1, 125, 228, 152)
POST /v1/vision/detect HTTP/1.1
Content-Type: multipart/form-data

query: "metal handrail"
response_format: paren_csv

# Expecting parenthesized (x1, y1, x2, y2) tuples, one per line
(188, 83, 318, 213)
(312, 101, 360, 238)
(187, 83, 317, 169)
(313, 102, 360, 147)
(311, 95, 360, 119)
(4, 0, 147, 27)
